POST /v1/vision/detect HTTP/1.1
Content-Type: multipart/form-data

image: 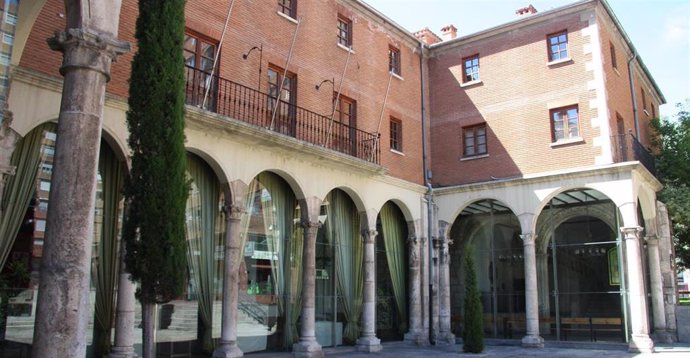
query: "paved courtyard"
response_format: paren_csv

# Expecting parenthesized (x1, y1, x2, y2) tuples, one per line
(247, 340, 690, 358)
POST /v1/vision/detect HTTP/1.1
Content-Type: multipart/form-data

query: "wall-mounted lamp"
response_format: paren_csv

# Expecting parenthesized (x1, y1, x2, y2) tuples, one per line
(315, 78, 335, 91)
(242, 44, 263, 91)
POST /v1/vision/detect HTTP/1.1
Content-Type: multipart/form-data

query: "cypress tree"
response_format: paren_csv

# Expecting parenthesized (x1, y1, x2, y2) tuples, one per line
(462, 245, 484, 353)
(122, 0, 188, 356)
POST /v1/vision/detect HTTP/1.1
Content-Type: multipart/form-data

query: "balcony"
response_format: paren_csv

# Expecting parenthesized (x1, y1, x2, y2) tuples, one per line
(184, 66, 380, 164)
(610, 133, 656, 176)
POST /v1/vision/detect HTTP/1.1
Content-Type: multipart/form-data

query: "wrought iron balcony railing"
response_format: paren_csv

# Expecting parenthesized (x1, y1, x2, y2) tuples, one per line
(610, 133, 656, 176)
(184, 66, 380, 164)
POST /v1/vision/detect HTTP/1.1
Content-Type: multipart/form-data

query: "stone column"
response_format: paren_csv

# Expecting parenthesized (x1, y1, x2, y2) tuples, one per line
(404, 233, 424, 344)
(437, 227, 455, 345)
(536, 249, 551, 335)
(357, 229, 382, 352)
(430, 237, 440, 344)
(656, 202, 677, 339)
(213, 204, 244, 358)
(520, 233, 544, 348)
(293, 221, 323, 358)
(32, 28, 128, 358)
(109, 242, 137, 358)
(645, 235, 673, 343)
(621, 227, 654, 353)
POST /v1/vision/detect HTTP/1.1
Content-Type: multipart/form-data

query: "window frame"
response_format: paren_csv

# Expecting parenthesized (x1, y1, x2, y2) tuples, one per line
(337, 14, 352, 48)
(184, 31, 218, 73)
(390, 117, 403, 152)
(277, 0, 297, 19)
(462, 124, 487, 157)
(388, 46, 401, 76)
(547, 30, 569, 62)
(610, 42, 618, 70)
(641, 88, 647, 111)
(462, 54, 480, 83)
(550, 105, 580, 142)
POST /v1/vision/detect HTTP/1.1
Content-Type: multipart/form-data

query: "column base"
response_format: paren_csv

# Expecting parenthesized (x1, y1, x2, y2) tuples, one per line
(653, 329, 675, 344)
(293, 339, 323, 358)
(404, 330, 429, 345)
(212, 341, 243, 358)
(108, 347, 138, 358)
(435, 332, 456, 346)
(356, 336, 382, 352)
(628, 334, 654, 353)
(521, 334, 544, 348)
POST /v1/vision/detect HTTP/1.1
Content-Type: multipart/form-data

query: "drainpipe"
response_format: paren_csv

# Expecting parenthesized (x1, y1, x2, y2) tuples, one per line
(627, 51, 640, 138)
(419, 39, 435, 343)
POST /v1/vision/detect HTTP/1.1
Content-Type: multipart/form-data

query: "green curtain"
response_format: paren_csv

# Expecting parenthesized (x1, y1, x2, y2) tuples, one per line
(285, 215, 303, 346)
(92, 143, 125, 356)
(0, 122, 55, 270)
(325, 190, 362, 342)
(185, 155, 220, 352)
(380, 202, 407, 334)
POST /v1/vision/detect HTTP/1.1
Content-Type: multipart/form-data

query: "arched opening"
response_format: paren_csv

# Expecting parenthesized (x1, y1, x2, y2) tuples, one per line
(375, 201, 408, 341)
(449, 199, 524, 339)
(314, 188, 362, 347)
(237, 171, 302, 352)
(0, 123, 128, 357)
(536, 188, 626, 342)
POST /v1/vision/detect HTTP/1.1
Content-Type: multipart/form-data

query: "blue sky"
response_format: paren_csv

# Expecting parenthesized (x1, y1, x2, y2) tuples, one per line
(364, 0, 690, 118)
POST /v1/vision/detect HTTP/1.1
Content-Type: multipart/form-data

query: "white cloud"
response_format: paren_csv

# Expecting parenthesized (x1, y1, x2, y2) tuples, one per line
(662, 6, 690, 46)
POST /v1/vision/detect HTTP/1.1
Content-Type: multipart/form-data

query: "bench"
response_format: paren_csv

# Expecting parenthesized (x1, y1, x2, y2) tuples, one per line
(561, 317, 623, 342)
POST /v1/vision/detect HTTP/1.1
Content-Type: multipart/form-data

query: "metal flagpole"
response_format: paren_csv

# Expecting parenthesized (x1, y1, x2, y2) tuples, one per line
(270, 19, 301, 130)
(202, 0, 236, 109)
(324, 47, 352, 147)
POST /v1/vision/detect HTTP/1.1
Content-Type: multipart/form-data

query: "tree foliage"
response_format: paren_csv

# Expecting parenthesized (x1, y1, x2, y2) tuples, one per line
(650, 101, 690, 269)
(462, 245, 484, 353)
(123, 0, 188, 304)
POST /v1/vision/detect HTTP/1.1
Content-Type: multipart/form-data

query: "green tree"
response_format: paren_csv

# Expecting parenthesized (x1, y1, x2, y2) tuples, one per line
(122, 0, 188, 356)
(650, 101, 690, 269)
(462, 246, 484, 353)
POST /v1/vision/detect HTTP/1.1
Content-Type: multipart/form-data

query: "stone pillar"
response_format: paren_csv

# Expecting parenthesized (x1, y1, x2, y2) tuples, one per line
(420, 235, 430, 343)
(357, 229, 382, 352)
(109, 243, 137, 358)
(536, 249, 551, 335)
(214, 204, 244, 358)
(656, 202, 677, 339)
(645, 235, 673, 343)
(404, 232, 424, 344)
(32, 27, 128, 358)
(430, 237, 440, 343)
(437, 223, 455, 345)
(520, 233, 544, 348)
(293, 221, 323, 358)
(621, 227, 654, 353)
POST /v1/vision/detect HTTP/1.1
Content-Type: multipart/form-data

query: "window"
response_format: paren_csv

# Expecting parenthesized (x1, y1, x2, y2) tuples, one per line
(652, 105, 656, 118)
(463, 124, 487, 157)
(463, 55, 480, 83)
(641, 88, 647, 111)
(333, 94, 357, 154)
(39, 180, 51, 192)
(610, 42, 617, 69)
(278, 0, 296, 18)
(184, 32, 218, 109)
(389, 46, 401, 75)
(267, 65, 297, 135)
(390, 117, 402, 152)
(550, 106, 580, 142)
(547, 31, 568, 61)
(337, 15, 352, 48)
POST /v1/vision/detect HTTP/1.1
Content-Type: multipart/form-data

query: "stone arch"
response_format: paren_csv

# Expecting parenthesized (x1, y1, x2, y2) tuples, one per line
(13, 0, 48, 66)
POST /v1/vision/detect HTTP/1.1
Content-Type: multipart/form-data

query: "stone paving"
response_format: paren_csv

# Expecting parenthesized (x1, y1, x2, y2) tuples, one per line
(246, 340, 690, 358)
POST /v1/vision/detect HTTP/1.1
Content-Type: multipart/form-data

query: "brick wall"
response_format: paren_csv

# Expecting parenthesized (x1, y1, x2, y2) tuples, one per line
(19, 0, 426, 184)
(429, 9, 601, 186)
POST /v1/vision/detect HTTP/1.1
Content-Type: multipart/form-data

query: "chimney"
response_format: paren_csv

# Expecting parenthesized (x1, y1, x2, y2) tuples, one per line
(516, 4, 538, 16)
(414, 27, 442, 45)
(440, 24, 457, 41)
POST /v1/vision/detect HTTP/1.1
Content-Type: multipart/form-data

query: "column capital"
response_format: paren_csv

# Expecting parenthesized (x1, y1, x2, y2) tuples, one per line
(223, 204, 244, 221)
(644, 235, 659, 246)
(407, 235, 419, 245)
(520, 233, 536, 246)
(362, 229, 378, 244)
(432, 237, 442, 249)
(48, 28, 130, 80)
(621, 226, 644, 240)
(301, 220, 322, 230)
